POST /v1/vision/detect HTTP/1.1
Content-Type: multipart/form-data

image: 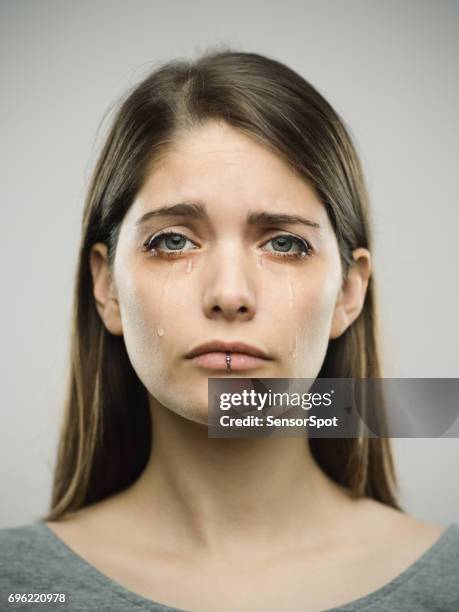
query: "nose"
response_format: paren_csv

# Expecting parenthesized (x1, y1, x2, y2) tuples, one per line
(202, 245, 256, 322)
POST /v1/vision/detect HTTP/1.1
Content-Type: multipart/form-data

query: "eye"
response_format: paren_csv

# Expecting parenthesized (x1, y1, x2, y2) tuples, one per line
(261, 234, 313, 259)
(143, 231, 198, 258)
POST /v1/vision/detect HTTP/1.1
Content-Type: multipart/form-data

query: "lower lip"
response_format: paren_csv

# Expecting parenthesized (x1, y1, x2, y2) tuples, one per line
(188, 351, 269, 371)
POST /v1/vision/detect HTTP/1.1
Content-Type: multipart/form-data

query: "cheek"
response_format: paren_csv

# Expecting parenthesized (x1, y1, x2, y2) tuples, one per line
(114, 260, 204, 419)
(115, 262, 177, 388)
(286, 263, 340, 372)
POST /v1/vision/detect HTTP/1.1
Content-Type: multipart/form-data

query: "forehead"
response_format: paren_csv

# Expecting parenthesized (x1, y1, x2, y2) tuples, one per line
(128, 120, 327, 225)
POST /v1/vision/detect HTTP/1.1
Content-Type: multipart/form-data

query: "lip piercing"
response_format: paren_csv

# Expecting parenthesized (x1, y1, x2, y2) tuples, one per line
(226, 352, 232, 373)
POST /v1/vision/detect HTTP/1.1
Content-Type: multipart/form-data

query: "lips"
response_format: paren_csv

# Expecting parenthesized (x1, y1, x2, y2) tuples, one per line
(185, 340, 271, 360)
(185, 340, 272, 371)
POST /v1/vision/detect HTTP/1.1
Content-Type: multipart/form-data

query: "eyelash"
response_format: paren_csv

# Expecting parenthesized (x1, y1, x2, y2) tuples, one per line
(142, 231, 313, 260)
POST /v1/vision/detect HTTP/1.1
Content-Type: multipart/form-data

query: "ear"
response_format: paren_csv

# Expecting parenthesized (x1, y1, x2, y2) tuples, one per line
(329, 248, 372, 340)
(89, 243, 123, 336)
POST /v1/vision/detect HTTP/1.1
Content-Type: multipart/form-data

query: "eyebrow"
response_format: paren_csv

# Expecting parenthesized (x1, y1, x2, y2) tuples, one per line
(135, 202, 321, 229)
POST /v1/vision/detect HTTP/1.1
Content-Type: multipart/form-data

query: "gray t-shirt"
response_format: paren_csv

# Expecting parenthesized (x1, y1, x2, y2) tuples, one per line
(1, 521, 458, 611)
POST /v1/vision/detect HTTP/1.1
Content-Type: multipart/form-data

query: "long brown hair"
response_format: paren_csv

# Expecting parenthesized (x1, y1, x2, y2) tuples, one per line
(43, 48, 401, 522)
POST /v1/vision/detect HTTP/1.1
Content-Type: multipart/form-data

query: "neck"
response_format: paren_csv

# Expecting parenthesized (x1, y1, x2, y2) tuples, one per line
(121, 398, 357, 559)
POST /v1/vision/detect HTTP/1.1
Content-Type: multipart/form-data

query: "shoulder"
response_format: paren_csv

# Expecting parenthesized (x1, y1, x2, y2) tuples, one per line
(0, 523, 53, 588)
(0, 522, 47, 558)
(331, 500, 459, 611)
(0, 521, 129, 612)
(43, 493, 132, 554)
(386, 521, 459, 611)
(346, 497, 455, 574)
(354, 500, 459, 592)
(351, 496, 446, 544)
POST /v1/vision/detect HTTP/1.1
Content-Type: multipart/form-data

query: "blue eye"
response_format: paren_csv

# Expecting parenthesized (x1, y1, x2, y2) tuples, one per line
(143, 231, 197, 258)
(262, 234, 312, 259)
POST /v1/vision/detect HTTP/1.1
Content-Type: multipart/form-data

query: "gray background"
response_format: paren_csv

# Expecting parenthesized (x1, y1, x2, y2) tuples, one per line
(1, 0, 458, 528)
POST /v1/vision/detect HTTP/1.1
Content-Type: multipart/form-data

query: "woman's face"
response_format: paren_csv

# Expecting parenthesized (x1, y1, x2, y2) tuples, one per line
(93, 121, 366, 425)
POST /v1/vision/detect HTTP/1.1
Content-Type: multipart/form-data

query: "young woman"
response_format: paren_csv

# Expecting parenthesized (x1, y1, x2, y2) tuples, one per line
(1, 49, 458, 612)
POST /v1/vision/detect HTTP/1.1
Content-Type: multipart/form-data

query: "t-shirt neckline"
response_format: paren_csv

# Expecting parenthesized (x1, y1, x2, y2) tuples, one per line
(36, 520, 458, 612)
